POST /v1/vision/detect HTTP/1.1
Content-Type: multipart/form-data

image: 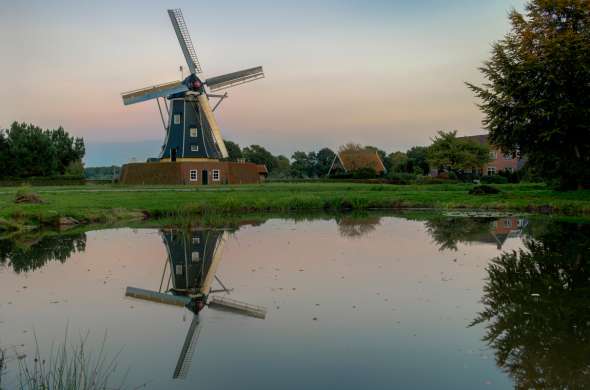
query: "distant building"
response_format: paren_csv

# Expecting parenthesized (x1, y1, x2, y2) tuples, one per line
(459, 134, 524, 176)
(328, 149, 386, 176)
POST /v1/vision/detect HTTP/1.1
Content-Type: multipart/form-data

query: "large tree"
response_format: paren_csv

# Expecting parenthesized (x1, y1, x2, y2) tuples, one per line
(50, 126, 85, 175)
(5, 122, 57, 177)
(0, 130, 13, 176)
(427, 131, 490, 176)
(242, 144, 278, 172)
(290, 151, 315, 178)
(315, 147, 336, 177)
(406, 146, 430, 175)
(0, 122, 85, 179)
(468, 0, 590, 189)
(387, 151, 409, 173)
(223, 140, 243, 161)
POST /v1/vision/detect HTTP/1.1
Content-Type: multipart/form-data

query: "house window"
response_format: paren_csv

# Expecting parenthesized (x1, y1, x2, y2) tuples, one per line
(503, 153, 512, 160)
(175, 265, 183, 275)
(189, 170, 198, 181)
(192, 237, 200, 244)
(212, 169, 220, 181)
(191, 251, 200, 262)
(503, 219, 512, 228)
(191, 145, 199, 152)
(174, 114, 181, 125)
(487, 166, 496, 176)
(506, 167, 514, 173)
(190, 128, 198, 137)
(489, 151, 497, 159)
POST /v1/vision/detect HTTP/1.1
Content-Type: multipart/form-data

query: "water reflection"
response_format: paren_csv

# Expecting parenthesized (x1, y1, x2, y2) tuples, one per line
(126, 228, 266, 380)
(0, 233, 86, 273)
(1, 214, 588, 388)
(423, 216, 527, 250)
(473, 221, 590, 388)
(335, 214, 381, 238)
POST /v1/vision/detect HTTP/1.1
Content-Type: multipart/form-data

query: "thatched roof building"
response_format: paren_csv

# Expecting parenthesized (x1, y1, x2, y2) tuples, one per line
(328, 149, 386, 176)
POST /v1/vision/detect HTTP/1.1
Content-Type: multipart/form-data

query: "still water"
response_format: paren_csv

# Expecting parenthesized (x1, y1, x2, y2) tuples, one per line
(0, 214, 589, 389)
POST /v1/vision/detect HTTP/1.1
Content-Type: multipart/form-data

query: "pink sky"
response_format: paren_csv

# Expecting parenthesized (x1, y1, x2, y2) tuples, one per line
(0, 0, 526, 157)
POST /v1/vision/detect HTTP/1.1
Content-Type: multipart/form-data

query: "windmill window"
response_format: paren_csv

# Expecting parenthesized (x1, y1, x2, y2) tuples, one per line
(192, 237, 200, 244)
(191, 251, 200, 262)
(190, 128, 198, 137)
(175, 265, 183, 275)
(212, 169, 220, 181)
(189, 170, 198, 181)
(173, 114, 181, 125)
(191, 145, 199, 152)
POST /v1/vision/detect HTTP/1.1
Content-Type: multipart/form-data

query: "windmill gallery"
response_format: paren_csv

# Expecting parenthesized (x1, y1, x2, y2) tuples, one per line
(119, 9, 267, 185)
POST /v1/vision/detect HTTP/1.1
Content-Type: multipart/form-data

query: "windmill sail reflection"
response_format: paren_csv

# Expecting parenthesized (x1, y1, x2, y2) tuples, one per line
(125, 228, 266, 380)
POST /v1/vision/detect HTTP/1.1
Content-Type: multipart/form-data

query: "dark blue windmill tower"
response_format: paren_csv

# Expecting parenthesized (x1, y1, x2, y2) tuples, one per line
(121, 9, 265, 162)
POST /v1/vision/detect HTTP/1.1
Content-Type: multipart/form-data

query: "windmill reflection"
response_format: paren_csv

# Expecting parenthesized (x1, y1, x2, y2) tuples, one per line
(125, 228, 266, 380)
(472, 221, 590, 388)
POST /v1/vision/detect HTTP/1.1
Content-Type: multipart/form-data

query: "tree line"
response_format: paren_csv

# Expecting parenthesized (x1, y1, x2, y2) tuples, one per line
(221, 132, 491, 180)
(0, 122, 85, 178)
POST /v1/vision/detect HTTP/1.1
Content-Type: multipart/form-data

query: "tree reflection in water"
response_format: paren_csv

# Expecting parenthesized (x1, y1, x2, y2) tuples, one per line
(0, 234, 86, 273)
(335, 214, 381, 238)
(424, 216, 526, 250)
(472, 221, 590, 388)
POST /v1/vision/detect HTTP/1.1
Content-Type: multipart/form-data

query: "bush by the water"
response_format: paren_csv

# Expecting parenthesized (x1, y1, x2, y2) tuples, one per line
(14, 185, 43, 204)
(469, 185, 501, 195)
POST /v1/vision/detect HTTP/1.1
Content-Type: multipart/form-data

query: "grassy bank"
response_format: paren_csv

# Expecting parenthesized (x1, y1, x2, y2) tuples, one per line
(0, 183, 589, 230)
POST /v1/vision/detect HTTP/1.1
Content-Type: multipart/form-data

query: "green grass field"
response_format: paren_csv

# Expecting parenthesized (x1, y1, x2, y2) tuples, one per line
(1, 182, 589, 230)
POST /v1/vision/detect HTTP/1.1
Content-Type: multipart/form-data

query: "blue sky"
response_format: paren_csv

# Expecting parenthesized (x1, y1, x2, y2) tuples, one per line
(0, 0, 526, 166)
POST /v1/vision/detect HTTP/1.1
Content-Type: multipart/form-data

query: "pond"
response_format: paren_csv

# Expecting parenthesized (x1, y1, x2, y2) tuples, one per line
(0, 213, 589, 389)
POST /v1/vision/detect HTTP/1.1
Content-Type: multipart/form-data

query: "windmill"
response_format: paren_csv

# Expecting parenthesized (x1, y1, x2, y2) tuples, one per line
(125, 229, 266, 379)
(121, 9, 265, 162)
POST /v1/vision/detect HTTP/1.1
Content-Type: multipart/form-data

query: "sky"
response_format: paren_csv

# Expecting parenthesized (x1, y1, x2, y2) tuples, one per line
(0, 0, 527, 166)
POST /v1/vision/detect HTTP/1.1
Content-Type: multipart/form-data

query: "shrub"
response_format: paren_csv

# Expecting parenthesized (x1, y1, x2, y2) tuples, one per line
(497, 169, 521, 183)
(469, 184, 501, 195)
(415, 176, 459, 185)
(387, 172, 417, 184)
(351, 167, 378, 179)
(481, 175, 509, 184)
(14, 185, 43, 204)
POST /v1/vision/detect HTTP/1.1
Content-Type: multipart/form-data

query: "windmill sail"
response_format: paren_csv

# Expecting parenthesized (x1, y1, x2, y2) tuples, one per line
(173, 315, 202, 379)
(122, 80, 188, 105)
(205, 66, 265, 91)
(168, 9, 202, 74)
(197, 94, 229, 158)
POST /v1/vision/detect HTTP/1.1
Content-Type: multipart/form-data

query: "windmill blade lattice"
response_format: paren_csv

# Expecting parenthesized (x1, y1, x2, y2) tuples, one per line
(168, 9, 203, 75)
